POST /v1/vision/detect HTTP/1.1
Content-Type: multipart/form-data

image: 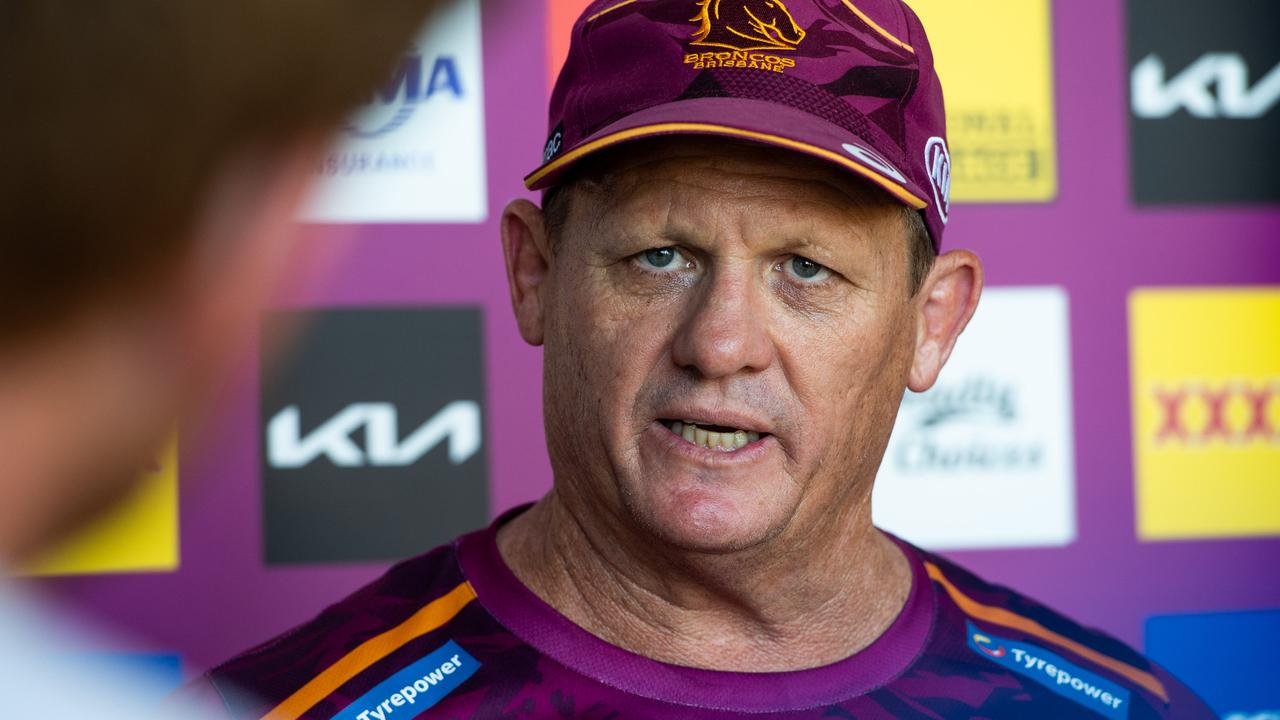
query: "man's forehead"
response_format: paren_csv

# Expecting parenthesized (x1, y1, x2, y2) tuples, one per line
(577, 137, 901, 209)
(551, 138, 906, 267)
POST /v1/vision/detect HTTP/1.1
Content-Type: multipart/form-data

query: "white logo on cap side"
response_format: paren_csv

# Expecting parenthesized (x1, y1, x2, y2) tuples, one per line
(842, 142, 908, 184)
(924, 136, 951, 224)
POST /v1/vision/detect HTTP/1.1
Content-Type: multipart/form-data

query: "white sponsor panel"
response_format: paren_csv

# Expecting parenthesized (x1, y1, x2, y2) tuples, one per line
(872, 286, 1076, 549)
(300, 0, 487, 223)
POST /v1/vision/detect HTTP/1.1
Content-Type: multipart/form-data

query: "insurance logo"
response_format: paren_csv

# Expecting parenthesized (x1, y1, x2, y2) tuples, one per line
(1127, 0, 1280, 203)
(904, 0, 1058, 202)
(873, 287, 1076, 550)
(1130, 288, 1280, 540)
(300, 0, 487, 222)
(261, 308, 488, 564)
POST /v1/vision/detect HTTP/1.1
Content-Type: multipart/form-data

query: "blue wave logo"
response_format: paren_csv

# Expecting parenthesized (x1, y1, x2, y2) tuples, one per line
(344, 53, 464, 139)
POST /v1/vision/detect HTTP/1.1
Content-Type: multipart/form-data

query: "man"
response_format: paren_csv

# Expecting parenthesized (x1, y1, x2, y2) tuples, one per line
(189, 1, 1215, 717)
(0, 0, 439, 715)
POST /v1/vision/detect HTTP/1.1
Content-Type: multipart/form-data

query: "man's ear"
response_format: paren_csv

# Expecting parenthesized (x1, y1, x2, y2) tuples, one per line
(908, 249, 983, 392)
(500, 198, 554, 346)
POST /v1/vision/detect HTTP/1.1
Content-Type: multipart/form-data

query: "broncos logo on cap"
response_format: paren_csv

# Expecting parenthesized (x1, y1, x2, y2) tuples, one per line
(690, 0, 806, 52)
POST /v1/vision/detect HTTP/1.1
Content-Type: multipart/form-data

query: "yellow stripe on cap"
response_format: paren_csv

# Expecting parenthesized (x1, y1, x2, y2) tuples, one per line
(587, 0, 639, 23)
(259, 581, 478, 720)
(841, 0, 915, 53)
(524, 122, 928, 209)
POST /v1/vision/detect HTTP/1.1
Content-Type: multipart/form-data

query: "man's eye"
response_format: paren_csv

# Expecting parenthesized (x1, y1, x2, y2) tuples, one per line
(779, 255, 831, 283)
(636, 246, 692, 272)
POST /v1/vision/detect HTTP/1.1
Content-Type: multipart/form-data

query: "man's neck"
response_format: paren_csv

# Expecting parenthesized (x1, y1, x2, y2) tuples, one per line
(495, 490, 912, 673)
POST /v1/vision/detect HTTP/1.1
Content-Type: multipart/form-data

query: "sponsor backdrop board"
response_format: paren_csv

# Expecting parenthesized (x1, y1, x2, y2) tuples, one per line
(905, 0, 1059, 202)
(874, 287, 1076, 549)
(1130, 289, 1280, 540)
(300, 0, 488, 223)
(262, 309, 488, 564)
(26, 0, 1280, 714)
(1127, 0, 1280, 204)
(24, 440, 178, 576)
(1146, 610, 1280, 720)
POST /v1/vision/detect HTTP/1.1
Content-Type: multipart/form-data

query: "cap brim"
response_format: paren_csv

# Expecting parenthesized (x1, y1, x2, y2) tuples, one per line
(524, 97, 928, 211)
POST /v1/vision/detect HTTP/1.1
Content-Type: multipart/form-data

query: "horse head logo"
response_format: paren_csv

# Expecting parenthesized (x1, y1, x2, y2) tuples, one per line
(690, 0, 806, 52)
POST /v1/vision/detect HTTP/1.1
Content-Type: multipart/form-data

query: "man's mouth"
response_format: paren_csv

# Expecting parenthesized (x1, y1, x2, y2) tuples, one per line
(658, 419, 766, 452)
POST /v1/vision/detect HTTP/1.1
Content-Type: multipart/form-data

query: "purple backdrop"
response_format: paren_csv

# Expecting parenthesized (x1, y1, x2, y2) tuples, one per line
(31, 0, 1280, 677)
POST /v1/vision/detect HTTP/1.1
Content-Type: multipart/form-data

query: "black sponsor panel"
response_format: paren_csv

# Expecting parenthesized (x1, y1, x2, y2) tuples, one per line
(1127, 0, 1280, 203)
(262, 308, 488, 564)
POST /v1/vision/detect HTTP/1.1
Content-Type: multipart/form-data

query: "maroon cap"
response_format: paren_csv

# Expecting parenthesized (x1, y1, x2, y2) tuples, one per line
(526, 0, 952, 249)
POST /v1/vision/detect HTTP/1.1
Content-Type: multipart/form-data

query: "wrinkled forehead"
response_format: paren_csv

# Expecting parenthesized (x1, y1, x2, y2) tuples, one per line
(559, 137, 904, 239)
(580, 136, 899, 203)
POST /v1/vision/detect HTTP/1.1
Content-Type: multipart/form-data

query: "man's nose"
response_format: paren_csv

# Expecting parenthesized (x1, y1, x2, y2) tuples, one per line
(669, 268, 774, 379)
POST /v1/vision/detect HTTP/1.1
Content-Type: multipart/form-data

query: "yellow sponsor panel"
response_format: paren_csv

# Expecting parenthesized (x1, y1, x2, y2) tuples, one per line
(1130, 289, 1280, 540)
(25, 440, 179, 575)
(905, 0, 1058, 201)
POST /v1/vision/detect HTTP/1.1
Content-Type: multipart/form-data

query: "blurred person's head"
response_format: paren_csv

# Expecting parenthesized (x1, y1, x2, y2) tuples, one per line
(0, 0, 440, 563)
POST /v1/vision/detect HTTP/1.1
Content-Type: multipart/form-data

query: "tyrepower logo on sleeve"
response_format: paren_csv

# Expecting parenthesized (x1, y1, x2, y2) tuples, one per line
(1127, 0, 1280, 203)
(332, 641, 479, 720)
(872, 287, 1076, 549)
(261, 309, 488, 564)
(968, 622, 1130, 719)
(1130, 289, 1280, 540)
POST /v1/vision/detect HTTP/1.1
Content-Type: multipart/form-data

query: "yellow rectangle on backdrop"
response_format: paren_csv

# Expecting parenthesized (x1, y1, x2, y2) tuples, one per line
(25, 440, 179, 575)
(1130, 289, 1280, 540)
(905, 0, 1059, 201)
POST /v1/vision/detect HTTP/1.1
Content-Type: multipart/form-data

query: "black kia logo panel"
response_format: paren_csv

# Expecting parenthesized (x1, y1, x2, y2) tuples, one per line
(1128, 0, 1280, 204)
(261, 308, 488, 564)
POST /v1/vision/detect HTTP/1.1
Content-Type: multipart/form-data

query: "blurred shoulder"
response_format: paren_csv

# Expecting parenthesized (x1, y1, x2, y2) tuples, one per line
(177, 540, 471, 718)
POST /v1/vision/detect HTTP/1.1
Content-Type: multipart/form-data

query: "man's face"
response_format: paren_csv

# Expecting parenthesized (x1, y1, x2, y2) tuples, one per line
(538, 139, 921, 553)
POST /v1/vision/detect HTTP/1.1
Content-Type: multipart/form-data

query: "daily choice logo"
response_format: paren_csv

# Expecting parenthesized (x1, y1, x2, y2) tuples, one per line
(332, 640, 478, 720)
(967, 622, 1130, 719)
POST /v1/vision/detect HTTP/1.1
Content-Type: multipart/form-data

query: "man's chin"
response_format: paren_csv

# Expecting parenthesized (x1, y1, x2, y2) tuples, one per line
(624, 487, 792, 555)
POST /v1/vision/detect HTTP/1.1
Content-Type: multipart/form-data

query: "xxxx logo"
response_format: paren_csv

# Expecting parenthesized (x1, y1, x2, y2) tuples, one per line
(1152, 381, 1280, 445)
(689, 0, 805, 52)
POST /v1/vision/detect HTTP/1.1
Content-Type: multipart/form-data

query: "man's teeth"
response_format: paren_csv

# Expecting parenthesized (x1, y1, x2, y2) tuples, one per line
(669, 421, 760, 451)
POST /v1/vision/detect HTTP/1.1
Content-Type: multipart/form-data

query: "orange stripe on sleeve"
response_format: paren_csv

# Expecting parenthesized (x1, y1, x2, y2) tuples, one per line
(260, 581, 478, 720)
(925, 562, 1169, 703)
